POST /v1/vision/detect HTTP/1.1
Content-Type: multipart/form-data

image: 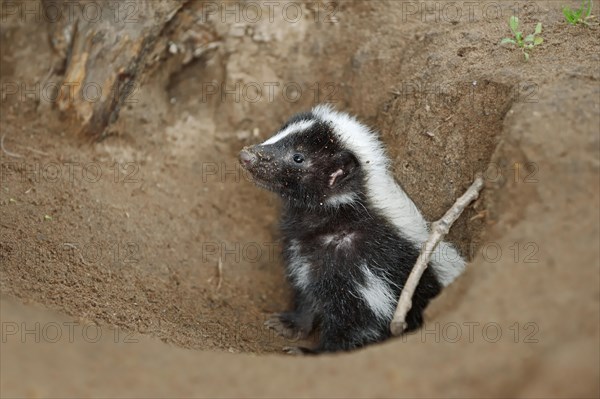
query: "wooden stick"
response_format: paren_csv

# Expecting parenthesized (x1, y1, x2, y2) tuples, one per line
(1, 134, 23, 158)
(390, 174, 484, 336)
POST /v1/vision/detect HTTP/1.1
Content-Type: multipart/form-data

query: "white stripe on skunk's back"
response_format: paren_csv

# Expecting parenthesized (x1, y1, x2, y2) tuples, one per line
(311, 104, 465, 286)
(358, 263, 396, 322)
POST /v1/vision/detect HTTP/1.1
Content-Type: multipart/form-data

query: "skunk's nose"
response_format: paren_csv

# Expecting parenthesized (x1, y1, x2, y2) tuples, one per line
(239, 149, 257, 167)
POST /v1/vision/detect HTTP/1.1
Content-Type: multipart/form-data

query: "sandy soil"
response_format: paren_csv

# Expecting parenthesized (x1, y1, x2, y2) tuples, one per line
(1, 1, 599, 397)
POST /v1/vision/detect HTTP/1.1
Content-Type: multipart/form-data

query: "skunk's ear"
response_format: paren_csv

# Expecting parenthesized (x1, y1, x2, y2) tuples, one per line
(328, 150, 359, 187)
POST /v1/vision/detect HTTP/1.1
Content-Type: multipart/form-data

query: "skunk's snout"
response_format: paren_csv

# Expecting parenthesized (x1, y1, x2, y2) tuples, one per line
(239, 148, 257, 168)
(240, 145, 275, 169)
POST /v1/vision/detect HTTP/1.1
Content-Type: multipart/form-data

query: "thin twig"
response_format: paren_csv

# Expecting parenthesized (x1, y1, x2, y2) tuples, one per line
(390, 174, 485, 336)
(469, 210, 488, 222)
(216, 257, 223, 290)
(423, 115, 453, 138)
(16, 145, 50, 156)
(1, 134, 23, 158)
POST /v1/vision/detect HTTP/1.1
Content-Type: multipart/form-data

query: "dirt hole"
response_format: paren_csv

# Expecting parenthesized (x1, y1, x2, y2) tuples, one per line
(0, 0, 561, 356)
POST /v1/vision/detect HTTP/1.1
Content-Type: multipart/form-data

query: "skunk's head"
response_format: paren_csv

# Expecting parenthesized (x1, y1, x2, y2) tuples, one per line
(239, 105, 380, 208)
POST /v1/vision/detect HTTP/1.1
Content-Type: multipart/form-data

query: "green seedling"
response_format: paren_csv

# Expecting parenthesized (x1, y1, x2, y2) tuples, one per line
(563, 0, 595, 26)
(500, 16, 543, 61)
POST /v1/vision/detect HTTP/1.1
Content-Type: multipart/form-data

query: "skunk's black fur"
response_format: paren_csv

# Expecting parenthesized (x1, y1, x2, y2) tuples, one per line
(239, 105, 464, 353)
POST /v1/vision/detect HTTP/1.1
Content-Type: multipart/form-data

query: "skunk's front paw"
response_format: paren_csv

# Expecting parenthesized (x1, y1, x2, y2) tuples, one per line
(282, 346, 315, 355)
(264, 312, 307, 340)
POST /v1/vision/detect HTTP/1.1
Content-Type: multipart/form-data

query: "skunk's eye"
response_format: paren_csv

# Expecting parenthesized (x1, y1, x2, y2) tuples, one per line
(293, 154, 305, 164)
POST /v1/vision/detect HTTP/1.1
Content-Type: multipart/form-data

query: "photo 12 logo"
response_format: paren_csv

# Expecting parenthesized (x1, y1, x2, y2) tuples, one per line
(1, 321, 139, 344)
(1, 80, 139, 106)
(391, 80, 539, 108)
(1, 161, 141, 186)
(197, 1, 339, 24)
(402, 321, 540, 344)
(2, 1, 140, 24)
(3, 241, 141, 267)
(399, 1, 541, 23)
(199, 81, 339, 104)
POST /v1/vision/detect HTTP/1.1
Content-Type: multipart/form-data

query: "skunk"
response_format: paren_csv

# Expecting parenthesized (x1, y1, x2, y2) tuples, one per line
(239, 104, 465, 354)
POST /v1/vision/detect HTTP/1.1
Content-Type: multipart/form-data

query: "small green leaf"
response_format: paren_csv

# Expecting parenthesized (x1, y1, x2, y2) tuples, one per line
(500, 38, 517, 45)
(535, 22, 543, 34)
(563, 6, 573, 19)
(585, 0, 593, 17)
(524, 52, 530, 61)
(534, 37, 544, 45)
(563, 7, 577, 24)
(509, 16, 519, 33)
(525, 34, 534, 42)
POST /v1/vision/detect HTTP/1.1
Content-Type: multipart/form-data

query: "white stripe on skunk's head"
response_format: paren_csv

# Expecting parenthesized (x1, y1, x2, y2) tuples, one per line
(310, 104, 391, 174)
(239, 105, 378, 208)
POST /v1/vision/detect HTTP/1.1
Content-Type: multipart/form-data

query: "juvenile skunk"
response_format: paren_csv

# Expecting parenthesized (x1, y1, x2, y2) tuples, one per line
(239, 104, 464, 354)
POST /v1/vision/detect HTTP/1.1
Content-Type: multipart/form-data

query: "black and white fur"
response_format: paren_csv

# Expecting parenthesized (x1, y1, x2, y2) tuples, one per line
(239, 104, 465, 353)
